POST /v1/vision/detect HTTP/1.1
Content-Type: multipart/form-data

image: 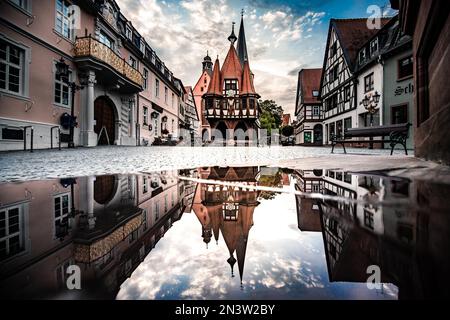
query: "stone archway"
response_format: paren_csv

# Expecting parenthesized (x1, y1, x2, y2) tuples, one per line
(213, 121, 228, 145)
(94, 96, 117, 145)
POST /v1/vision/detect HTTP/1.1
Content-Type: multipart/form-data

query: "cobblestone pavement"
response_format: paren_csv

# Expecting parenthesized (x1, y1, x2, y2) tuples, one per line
(0, 146, 446, 182)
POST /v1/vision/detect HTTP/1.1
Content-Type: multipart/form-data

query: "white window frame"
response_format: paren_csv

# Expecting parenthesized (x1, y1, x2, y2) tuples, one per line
(143, 106, 148, 125)
(0, 38, 27, 96)
(370, 38, 379, 57)
(53, 193, 71, 239)
(0, 205, 24, 261)
(53, 61, 72, 108)
(313, 106, 320, 117)
(154, 201, 160, 220)
(126, 25, 132, 40)
(143, 68, 148, 90)
(8, 0, 32, 13)
(143, 176, 148, 193)
(164, 87, 168, 104)
(55, 0, 74, 40)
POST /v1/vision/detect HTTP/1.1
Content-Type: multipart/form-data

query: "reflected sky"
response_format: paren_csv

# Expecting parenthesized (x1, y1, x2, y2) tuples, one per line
(117, 188, 397, 300)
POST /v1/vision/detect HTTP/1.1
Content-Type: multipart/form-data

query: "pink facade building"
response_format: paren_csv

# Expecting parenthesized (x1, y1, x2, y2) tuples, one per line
(0, 0, 184, 151)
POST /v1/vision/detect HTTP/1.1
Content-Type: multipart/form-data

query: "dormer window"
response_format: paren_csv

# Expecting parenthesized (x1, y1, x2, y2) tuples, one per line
(359, 49, 366, 64)
(312, 90, 319, 97)
(370, 38, 378, 57)
(224, 79, 238, 96)
(140, 39, 146, 53)
(125, 25, 132, 39)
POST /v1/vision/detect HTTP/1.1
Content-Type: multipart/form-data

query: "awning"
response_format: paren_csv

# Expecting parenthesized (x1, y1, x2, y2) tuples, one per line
(152, 102, 164, 113)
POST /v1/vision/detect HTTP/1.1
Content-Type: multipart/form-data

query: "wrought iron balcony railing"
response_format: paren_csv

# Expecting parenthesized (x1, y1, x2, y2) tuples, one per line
(74, 36, 144, 88)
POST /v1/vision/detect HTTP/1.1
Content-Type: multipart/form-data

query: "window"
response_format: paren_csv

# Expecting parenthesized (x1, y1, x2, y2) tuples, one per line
(364, 73, 374, 93)
(344, 172, 352, 184)
(143, 176, 148, 193)
(54, 194, 70, 238)
(142, 209, 148, 230)
(391, 104, 408, 124)
(329, 65, 338, 82)
(344, 85, 350, 102)
(129, 56, 137, 69)
(2, 127, 24, 140)
(54, 62, 71, 107)
(200, 87, 203, 92)
(344, 117, 352, 131)
(143, 68, 148, 90)
(0, 206, 23, 261)
(140, 39, 146, 53)
(99, 31, 114, 50)
(223, 202, 239, 221)
(398, 56, 413, 80)
(359, 49, 366, 64)
(9, 0, 30, 11)
(55, 0, 73, 40)
(224, 79, 238, 96)
(0, 39, 25, 95)
(370, 38, 378, 56)
(154, 201, 159, 220)
(143, 106, 148, 125)
(164, 194, 168, 212)
(249, 99, 255, 110)
(155, 79, 159, 97)
(330, 42, 337, 57)
(313, 106, 320, 117)
(364, 210, 374, 230)
(126, 26, 132, 39)
(171, 93, 174, 108)
(171, 119, 174, 133)
(312, 90, 319, 97)
(336, 120, 343, 137)
(128, 229, 138, 243)
(164, 87, 168, 104)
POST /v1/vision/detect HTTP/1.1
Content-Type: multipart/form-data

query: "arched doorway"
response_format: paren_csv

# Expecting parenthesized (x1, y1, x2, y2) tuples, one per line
(213, 122, 227, 145)
(234, 121, 247, 146)
(313, 124, 323, 145)
(94, 175, 117, 205)
(94, 96, 116, 145)
(202, 129, 209, 143)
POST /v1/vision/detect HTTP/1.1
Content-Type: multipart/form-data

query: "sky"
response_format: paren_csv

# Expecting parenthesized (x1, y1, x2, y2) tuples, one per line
(117, 0, 396, 116)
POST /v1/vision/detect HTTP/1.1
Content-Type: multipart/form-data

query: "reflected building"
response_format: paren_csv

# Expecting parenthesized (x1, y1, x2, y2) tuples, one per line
(0, 170, 193, 299)
(191, 167, 260, 285)
(294, 169, 450, 299)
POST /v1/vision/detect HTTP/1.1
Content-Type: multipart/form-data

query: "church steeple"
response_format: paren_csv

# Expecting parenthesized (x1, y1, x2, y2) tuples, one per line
(236, 10, 249, 66)
(202, 51, 213, 74)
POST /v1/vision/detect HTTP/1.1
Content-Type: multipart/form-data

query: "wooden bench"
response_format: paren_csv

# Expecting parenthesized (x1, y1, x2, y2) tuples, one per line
(331, 123, 412, 155)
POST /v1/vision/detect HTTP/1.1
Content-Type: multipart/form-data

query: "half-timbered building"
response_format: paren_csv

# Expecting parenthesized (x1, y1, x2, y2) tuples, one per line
(320, 19, 390, 145)
(294, 69, 323, 145)
(202, 15, 261, 145)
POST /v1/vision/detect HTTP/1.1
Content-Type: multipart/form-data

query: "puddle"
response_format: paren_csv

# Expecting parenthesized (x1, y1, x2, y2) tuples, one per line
(0, 167, 449, 299)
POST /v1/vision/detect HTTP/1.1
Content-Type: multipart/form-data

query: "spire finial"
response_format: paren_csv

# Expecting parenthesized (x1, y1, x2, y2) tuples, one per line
(241, 9, 244, 17)
(228, 22, 237, 45)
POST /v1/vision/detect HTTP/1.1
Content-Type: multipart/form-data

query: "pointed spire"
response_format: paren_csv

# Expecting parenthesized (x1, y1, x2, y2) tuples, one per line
(228, 22, 237, 45)
(237, 12, 249, 66)
(206, 58, 221, 95)
(221, 45, 242, 83)
(241, 61, 256, 95)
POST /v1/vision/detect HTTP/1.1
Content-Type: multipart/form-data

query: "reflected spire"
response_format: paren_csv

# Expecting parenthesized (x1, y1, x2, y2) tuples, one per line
(227, 255, 237, 277)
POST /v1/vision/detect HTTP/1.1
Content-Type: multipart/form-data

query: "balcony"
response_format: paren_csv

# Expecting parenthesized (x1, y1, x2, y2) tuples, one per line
(74, 36, 144, 93)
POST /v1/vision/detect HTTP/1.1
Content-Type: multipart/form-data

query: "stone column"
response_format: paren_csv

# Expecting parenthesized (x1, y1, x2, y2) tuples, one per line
(82, 71, 97, 147)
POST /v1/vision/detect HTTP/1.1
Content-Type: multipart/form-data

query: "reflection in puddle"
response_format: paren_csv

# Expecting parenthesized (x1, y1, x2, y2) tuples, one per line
(0, 167, 449, 299)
